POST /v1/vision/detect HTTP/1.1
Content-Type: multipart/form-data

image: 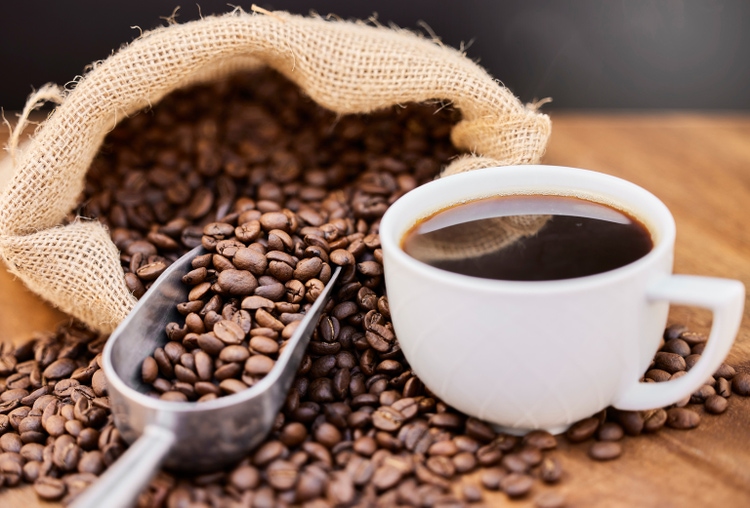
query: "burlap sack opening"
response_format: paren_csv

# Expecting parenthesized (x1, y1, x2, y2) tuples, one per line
(0, 9, 550, 333)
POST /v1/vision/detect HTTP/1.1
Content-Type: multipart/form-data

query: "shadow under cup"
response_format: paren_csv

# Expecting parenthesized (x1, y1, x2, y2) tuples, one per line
(379, 165, 744, 434)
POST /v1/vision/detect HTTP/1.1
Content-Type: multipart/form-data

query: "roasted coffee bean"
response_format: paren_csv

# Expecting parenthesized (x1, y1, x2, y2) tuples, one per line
(612, 410, 644, 436)
(518, 446, 543, 467)
(229, 463, 260, 491)
(480, 467, 506, 490)
(645, 369, 671, 382)
(666, 408, 701, 429)
(664, 324, 688, 340)
(539, 457, 563, 483)
(662, 337, 691, 357)
(716, 377, 732, 398)
(643, 408, 667, 433)
(78, 450, 105, 475)
(372, 406, 405, 432)
(219, 379, 248, 395)
(42, 358, 77, 379)
(371, 464, 402, 491)
(565, 416, 599, 443)
(691, 384, 716, 403)
(414, 462, 450, 489)
(705, 394, 728, 414)
(596, 422, 624, 441)
(476, 444, 503, 467)
(463, 417, 496, 443)
(501, 472, 534, 498)
(588, 441, 622, 461)
(653, 352, 686, 374)
(426, 455, 456, 478)
(34, 476, 67, 500)
(523, 430, 557, 450)
(353, 436, 377, 457)
(266, 459, 298, 491)
(714, 363, 736, 379)
(733, 372, 750, 395)
(315, 422, 342, 449)
(451, 451, 476, 474)
(429, 412, 464, 430)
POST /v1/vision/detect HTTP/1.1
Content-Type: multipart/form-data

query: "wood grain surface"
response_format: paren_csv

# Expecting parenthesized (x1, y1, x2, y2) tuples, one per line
(1, 112, 749, 507)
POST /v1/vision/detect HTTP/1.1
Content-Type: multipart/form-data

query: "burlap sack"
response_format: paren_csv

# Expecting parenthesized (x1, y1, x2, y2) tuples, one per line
(0, 9, 550, 333)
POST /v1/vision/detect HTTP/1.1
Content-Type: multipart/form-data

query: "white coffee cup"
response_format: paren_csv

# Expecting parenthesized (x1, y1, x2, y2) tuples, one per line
(380, 165, 745, 434)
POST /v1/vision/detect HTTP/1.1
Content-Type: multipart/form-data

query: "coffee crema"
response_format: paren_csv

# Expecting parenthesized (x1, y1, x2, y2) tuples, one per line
(402, 194, 653, 281)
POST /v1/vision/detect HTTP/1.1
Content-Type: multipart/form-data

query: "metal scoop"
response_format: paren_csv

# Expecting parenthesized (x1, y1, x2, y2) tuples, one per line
(72, 247, 341, 508)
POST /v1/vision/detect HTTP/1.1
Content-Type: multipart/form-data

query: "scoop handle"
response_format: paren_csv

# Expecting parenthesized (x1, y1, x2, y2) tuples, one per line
(71, 425, 176, 508)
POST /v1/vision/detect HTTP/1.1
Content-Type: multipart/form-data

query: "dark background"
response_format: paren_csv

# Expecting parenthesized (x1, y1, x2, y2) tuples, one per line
(1, 1, 748, 111)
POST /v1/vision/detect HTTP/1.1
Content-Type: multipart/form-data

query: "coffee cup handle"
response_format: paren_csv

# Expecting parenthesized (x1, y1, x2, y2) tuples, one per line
(613, 275, 745, 410)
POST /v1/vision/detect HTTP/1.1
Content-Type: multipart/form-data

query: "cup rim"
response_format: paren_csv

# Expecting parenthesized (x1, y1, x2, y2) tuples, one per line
(379, 165, 676, 293)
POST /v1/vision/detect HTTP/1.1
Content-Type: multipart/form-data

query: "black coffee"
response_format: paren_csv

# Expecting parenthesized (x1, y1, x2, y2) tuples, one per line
(402, 194, 653, 281)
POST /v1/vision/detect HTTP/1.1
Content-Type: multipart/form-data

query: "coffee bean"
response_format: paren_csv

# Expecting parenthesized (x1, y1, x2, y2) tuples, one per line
(34, 476, 67, 500)
(523, 430, 557, 450)
(245, 355, 275, 376)
(452, 451, 477, 474)
(662, 338, 691, 357)
(426, 455, 456, 478)
(314, 422, 342, 449)
(459, 484, 482, 503)
(596, 422, 624, 441)
(429, 412, 464, 430)
(501, 472, 534, 497)
(296, 464, 328, 501)
(372, 406, 405, 432)
(565, 416, 599, 443)
(78, 450, 105, 475)
(588, 441, 622, 461)
(715, 377, 731, 398)
(217, 269, 258, 295)
(480, 467, 506, 490)
(691, 384, 716, 403)
(714, 363, 736, 379)
(136, 261, 168, 281)
(653, 352, 686, 374)
(539, 457, 563, 483)
(197, 333, 225, 356)
(229, 464, 260, 491)
(519, 446, 543, 467)
(327, 470, 355, 505)
(733, 372, 750, 395)
(266, 459, 298, 490)
(42, 358, 77, 380)
(666, 408, 701, 429)
(612, 410, 644, 436)
(705, 394, 728, 414)
(372, 464, 402, 491)
(645, 369, 671, 382)
(213, 319, 246, 345)
(501, 453, 529, 474)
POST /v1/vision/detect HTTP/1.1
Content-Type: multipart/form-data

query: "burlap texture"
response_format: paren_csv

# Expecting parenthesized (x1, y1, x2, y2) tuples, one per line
(0, 9, 550, 333)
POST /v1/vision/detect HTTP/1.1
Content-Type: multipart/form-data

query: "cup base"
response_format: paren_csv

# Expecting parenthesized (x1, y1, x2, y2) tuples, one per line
(490, 422, 571, 437)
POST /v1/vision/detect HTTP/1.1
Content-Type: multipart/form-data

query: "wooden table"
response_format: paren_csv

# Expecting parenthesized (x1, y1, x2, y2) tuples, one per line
(1, 113, 749, 507)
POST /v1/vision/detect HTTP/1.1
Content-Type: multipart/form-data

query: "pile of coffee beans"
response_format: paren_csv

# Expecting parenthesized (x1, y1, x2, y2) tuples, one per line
(1, 68, 748, 506)
(140, 214, 342, 402)
(0, 324, 126, 503)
